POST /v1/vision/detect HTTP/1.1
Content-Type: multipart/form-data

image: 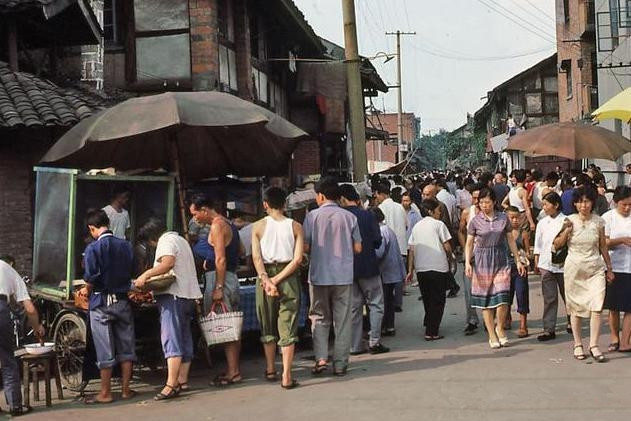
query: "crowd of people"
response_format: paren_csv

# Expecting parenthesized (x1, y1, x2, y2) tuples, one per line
(1, 164, 631, 416)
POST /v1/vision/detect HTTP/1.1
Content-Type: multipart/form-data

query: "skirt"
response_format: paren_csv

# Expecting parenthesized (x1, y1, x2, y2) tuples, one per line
(471, 246, 511, 309)
(564, 257, 606, 317)
(603, 272, 631, 312)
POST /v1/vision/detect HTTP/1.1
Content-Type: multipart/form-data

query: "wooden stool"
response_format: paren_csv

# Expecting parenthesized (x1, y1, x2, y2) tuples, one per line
(20, 352, 64, 407)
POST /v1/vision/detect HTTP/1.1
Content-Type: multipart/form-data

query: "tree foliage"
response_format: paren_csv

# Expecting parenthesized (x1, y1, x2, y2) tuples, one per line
(410, 130, 488, 171)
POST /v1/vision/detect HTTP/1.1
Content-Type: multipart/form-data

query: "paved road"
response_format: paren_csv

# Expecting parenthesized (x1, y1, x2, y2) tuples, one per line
(5, 273, 631, 420)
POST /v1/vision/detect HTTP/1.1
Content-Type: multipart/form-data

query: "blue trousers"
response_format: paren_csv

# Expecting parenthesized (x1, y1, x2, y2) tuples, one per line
(156, 295, 195, 362)
(89, 299, 136, 369)
(510, 264, 529, 314)
(0, 300, 22, 410)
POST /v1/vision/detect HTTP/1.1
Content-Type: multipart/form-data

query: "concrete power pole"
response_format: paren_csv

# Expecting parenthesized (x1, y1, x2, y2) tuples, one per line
(386, 30, 416, 163)
(342, 0, 368, 181)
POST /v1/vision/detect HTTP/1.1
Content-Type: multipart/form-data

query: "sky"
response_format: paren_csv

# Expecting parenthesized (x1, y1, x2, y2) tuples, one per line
(292, 0, 557, 134)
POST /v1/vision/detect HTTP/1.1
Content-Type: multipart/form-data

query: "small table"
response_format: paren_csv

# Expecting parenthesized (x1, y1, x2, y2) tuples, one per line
(19, 351, 64, 408)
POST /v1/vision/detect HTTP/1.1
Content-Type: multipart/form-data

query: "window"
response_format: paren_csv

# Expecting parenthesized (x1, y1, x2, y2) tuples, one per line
(560, 59, 572, 98)
(131, 0, 191, 83)
(525, 93, 543, 114)
(566, 67, 573, 98)
(103, 0, 122, 45)
(218, 45, 238, 92)
(251, 66, 268, 103)
(563, 0, 570, 23)
(217, 0, 235, 42)
(248, 12, 267, 60)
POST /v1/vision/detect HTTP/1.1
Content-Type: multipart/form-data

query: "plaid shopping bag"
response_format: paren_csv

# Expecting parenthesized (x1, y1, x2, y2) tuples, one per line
(199, 302, 243, 346)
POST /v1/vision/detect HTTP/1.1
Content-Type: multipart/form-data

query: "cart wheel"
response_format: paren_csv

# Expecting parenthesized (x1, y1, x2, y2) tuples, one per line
(53, 313, 86, 389)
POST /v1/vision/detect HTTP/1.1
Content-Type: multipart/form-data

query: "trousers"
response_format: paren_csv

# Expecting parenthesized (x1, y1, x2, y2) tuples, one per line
(509, 264, 530, 314)
(418, 271, 448, 336)
(540, 270, 566, 333)
(309, 284, 352, 369)
(382, 283, 399, 330)
(0, 300, 22, 410)
(351, 275, 384, 351)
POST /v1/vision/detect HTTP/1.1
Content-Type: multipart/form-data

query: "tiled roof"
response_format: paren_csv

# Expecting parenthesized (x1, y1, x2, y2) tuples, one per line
(0, 62, 106, 128)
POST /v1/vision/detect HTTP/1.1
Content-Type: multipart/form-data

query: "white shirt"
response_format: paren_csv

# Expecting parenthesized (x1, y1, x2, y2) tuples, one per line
(603, 209, 631, 273)
(456, 189, 472, 210)
(437, 188, 457, 224)
(260, 216, 295, 263)
(534, 213, 566, 273)
(0, 260, 30, 302)
(102, 205, 130, 239)
(408, 217, 452, 273)
(238, 223, 254, 257)
(153, 232, 203, 299)
(379, 198, 408, 256)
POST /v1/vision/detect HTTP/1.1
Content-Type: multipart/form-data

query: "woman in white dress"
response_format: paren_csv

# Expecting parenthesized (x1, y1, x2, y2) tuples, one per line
(554, 186, 615, 362)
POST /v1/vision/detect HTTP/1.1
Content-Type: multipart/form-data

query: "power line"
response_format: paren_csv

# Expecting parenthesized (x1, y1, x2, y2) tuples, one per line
(509, 0, 556, 31)
(525, 0, 555, 22)
(475, 0, 555, 45)
(485, 0, 556, 43)
(409, 43, 555, 61)
(402, 0, 412, 32)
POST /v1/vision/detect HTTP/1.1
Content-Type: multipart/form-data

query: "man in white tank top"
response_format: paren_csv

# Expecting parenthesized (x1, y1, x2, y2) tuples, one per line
(502, 169, 536, 231)
(251, 187, 304, 389)
(458, 184, 482, 335)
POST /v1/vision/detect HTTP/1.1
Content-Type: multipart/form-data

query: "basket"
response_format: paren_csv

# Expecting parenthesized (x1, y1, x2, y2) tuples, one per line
(199, 302, 243, 346)
(144, 271, 176, 292)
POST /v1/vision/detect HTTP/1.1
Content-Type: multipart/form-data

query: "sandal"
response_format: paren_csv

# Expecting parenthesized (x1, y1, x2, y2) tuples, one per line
(281, 379, 300, 389)
(573, 344, 587, 360)
(424, 335, 444, 341)
(213, 373, 242, 387)
(264, 370, 279, 382)
(516, 328, 529, 338)
(9, 406, 33, 416)
(178, 382, 190, 391)
(589, 346, 608, 363)
(311, 361, 328, 376)
(608, 342, 620, 352)
(154, 384, 180, 401)
(83, 395, 114, 405)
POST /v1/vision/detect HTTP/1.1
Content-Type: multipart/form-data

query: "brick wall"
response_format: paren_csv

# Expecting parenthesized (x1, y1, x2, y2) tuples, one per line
(556, 0, 595, 122)
(0, 142, 42, 276)
(367, 113, 417, 144)
(292, 139, 320, 176)
(189, 0, 219, 91)
(365, 140, 397, 164)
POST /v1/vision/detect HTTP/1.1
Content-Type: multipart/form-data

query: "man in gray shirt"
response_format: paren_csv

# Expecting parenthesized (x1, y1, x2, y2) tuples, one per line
(303, 177, 362, 376)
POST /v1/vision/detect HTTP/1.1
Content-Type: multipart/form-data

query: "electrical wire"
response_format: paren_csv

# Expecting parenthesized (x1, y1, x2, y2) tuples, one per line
(409, 43, 555, 61)
(509, 0, 556, 31)
(475, 0, 555, 45)
(402, 0, 413, 32)
(525, 0, 556, 22)
(485, 0, 556, 43)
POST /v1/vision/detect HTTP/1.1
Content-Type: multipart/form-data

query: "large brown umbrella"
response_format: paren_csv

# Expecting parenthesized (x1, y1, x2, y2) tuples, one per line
(506, 122, 631, 160)
(41, 91, 308, 233)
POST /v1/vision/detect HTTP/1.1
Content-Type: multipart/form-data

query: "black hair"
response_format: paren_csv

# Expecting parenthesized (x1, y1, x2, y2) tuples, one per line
(420, 198, 440, 216)
(373, 181, 391, 196)
(339, 184, 360, 202)
(111, 184, 131, 200)
(513, 169, 526, 183)
(190, 193, 226, 215)
(315, 176, 341, 201)
(435, 178, 448, 189)
(369, 207, 385, 223)
(505, 206, 520, 214)
(545, 171, 559, 183)
(531, 169, 542, 181)
(263, 187, 287, 210)
(542, 191, 562, 210)
(86, 209, 110, 228)
(138, 218, 166, 242)
(471, 182, 484, 193)
(613, 186, 631, 203)
(0, 255, 15, 266)
(478, 187, 496, 202)
(572, 185, 598, 205)
(561, 175, 573, 190)
(575, 173, 590, 187)
(391, 186, 403, 203)
(479, 172, 493, 187)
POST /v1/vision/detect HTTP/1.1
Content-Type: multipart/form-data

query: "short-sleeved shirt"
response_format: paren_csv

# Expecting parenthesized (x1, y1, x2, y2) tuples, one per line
(102, 205, 130, 239)
(408, 217, 452, 273)
(603, 209, 631, 273)
(0, 260, 30, 302)
(378, 198, 408, 256)
(303, 202, 362, 286)
(154, 232, 203, 299)
(467, 211, 511, 249)
(533, 213, 566, 273)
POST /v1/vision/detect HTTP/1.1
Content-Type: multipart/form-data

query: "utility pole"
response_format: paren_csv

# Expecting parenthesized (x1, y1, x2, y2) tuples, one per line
(342, 0, 368, 181)
(386, 30, 416, 163)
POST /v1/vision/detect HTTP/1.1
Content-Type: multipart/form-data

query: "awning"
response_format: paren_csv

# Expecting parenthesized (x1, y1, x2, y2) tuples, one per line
(490, 133, 509, 153)
(592, 87, 631, 123)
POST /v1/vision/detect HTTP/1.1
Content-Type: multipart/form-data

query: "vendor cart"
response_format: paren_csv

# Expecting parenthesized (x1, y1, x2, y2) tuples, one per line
(29, 166, 177, 389)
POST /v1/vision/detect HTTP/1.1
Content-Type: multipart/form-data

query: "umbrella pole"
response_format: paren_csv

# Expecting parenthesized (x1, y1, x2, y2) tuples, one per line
(171, 139, 190, 240)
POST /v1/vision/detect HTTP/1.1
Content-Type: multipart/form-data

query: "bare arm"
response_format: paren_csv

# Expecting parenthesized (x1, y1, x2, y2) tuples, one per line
(443, 241, 454, 266)
(22, 299, 44, 338)
(501, 194, 510, 210)
(353, 242, 362, 254)
(464, 234, 474, 278)
(606, 236, 631, 249)
(599, 226, 614, 283)
(211, 221, 228, 286)
(251, 220, 266, 278)
(506, 230, 526, 276)
(553, 220, 572, 250)
(458, 208, 469, 249)
(270, 222, 305, 285)
(521, 189, 536, 229)
(134, 255, 175, 288)
(523, 230, 531, 258)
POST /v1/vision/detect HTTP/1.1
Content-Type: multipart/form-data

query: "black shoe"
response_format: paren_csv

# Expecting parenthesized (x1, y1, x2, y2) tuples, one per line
(537, 332, 556, 342)
(382, 328, 396, 337)
(350, 349, 367, 356)
(566, 325, 573, 334)
(417, 296, 423, 301)
(369, 343, 390, 354)
(10, 406, 33, 417)
(447, 285, 460, 298)
(394, 306, 403, 313)
(463, 323, 478, 336)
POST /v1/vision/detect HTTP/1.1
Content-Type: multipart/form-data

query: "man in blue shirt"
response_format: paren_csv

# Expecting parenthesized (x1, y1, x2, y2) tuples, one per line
(303, 177, 362, 376)
(340, 184, 389, 355)
(83, 209, 135, 404)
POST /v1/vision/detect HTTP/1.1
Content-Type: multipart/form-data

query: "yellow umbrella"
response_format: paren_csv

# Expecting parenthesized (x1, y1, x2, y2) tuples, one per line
(592, 87, 631, 122)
